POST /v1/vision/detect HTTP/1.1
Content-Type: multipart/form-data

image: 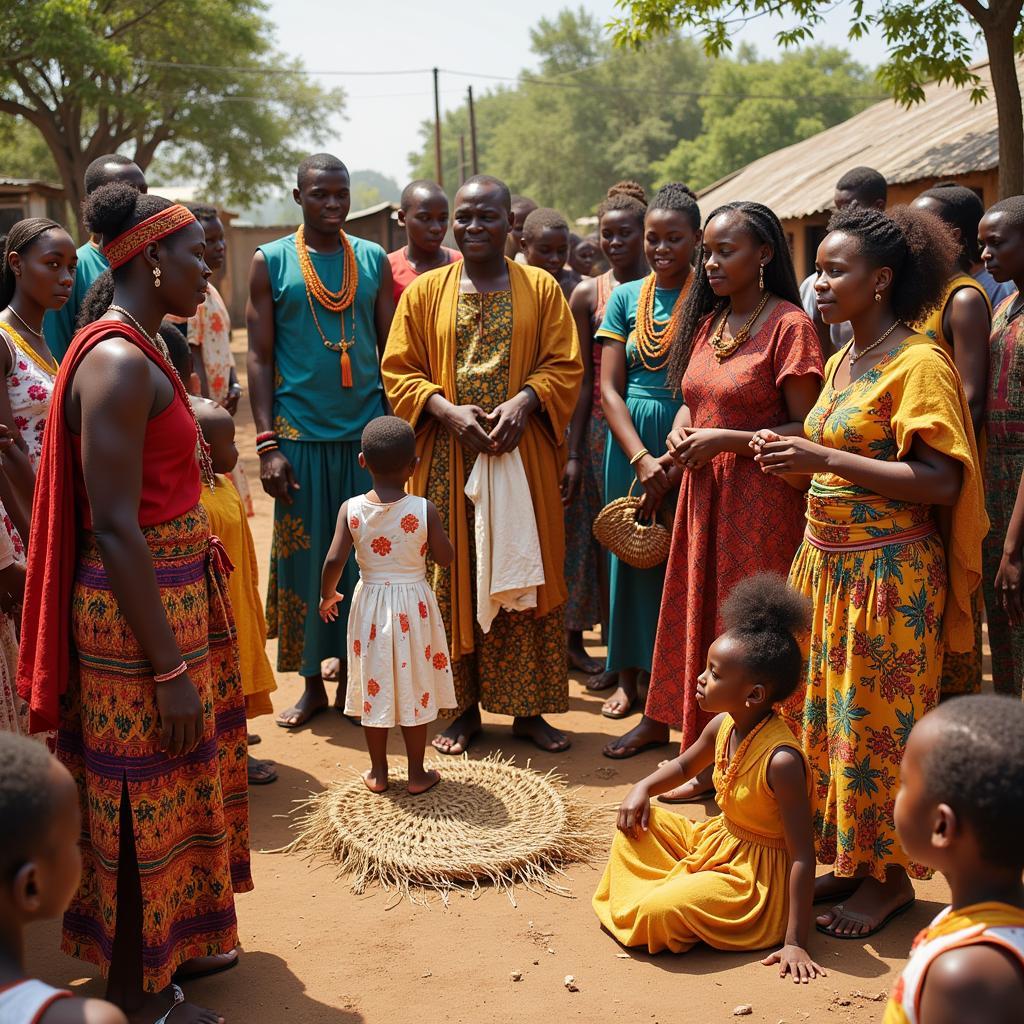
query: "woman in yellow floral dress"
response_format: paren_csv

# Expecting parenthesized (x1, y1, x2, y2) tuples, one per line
(753, 205, 986, 939)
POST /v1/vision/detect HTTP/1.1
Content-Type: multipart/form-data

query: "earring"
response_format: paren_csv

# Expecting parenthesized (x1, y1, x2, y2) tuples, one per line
(744, 700, 751, 708)
(874, 291, 881, 303)
(758, 264, 764, 291)
(152, 266, 161, 289)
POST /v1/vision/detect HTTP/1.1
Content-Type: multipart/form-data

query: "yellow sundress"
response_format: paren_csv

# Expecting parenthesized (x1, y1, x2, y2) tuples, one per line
(592, 713, 808, 954)
(201, 474, 277, 717)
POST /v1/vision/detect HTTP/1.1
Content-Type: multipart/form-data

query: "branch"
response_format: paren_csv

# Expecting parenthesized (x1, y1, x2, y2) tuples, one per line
(133, 121, 174, 167)
(105, 0, 175, 39)
(957, 0, 991, 23)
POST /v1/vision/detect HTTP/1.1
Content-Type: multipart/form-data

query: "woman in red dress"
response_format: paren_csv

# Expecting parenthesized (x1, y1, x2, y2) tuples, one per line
(604, 202, 823, 776)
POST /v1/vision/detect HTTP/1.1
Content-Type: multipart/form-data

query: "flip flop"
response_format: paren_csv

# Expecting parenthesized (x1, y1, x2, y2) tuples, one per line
(247, 758, 278, 785)
(601, 693, 638, 720)
(274, 703, 327, 729)
(602, 738, 669, 760)
(247, 733, 261, 746)
(815, 898, 915, 940)
(154, 984, 185, 1024)
(172, 950, 239, 983)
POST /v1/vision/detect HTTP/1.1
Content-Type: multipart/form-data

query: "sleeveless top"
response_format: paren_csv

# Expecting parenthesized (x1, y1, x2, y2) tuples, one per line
(883, 902, 1024, 1024)
(387, 246, 461, 304)
(916, 273, 992, 355)
(71, 353, 201, 530)
(259, 232, 387, 443)
(350, 492, 430, 585)
(0, 978, 71, 1022)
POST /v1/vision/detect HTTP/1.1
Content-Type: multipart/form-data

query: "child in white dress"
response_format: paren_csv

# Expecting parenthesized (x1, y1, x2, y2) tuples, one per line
(320, 416, 456, 795)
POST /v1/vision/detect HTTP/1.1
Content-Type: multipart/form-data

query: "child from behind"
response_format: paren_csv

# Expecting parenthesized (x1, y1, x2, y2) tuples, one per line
(593, 574, 825, 982)
(320, 416, 455, 795)
(0, 732, 127, 1024)
(884, 695, 1024, 1024)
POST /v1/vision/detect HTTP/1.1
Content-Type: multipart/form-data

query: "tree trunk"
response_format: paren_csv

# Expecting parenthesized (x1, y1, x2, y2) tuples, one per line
(982, 19, 1024, 198)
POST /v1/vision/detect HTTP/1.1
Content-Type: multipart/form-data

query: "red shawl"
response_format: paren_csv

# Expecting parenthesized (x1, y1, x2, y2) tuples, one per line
(17, 319, 191, 733)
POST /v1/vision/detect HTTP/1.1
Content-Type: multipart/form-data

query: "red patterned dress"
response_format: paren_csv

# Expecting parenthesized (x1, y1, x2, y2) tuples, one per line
(647, 301, 823, 748)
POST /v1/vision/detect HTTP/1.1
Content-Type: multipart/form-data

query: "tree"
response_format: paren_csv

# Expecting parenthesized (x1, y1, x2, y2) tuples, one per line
(0, 0, 343, 237)
(612, 0, 1024, 197)
(654, 46, 878, 190)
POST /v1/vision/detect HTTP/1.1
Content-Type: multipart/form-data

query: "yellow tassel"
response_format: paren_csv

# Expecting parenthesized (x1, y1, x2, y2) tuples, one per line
(340, 349, 353, 388)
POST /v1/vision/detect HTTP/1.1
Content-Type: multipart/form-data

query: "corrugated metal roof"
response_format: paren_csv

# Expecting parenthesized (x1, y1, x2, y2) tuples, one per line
(697, 57, 1017, 220)
(0, 178, 63, 191)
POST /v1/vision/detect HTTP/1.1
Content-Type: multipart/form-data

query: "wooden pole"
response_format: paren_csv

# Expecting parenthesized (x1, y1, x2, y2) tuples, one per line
(467, 85, 479, 175)
(458, 134, 467, 185)
(433, 67, 443, 187)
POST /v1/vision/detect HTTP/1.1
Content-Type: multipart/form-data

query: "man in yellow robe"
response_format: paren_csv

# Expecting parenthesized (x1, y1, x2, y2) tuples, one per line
(382, 175, 583, 754)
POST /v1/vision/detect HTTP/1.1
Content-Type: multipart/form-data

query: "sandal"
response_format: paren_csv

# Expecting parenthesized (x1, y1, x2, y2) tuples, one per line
(247, 758, 278, 785)
(815, 898, 914, 940)
(172, 950, 239, 983)
(602, 738, 669, 760)
(153, 984, 185, 1024)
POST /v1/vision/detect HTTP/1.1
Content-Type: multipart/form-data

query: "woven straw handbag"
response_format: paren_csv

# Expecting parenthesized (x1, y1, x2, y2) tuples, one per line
(593, 478, 671, 569)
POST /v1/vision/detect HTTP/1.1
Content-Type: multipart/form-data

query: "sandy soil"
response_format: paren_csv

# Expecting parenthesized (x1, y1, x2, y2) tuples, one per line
(25, 331, 953, 1024)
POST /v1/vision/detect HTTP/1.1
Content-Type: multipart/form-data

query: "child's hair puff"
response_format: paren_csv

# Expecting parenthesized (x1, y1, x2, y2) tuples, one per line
(721, 573, 811, 702)
(361, 415, 416, 475)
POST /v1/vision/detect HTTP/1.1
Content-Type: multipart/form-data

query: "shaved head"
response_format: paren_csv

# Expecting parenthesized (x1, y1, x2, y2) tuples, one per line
(401, 179, 447, 211)
(458, 175, 512, 213)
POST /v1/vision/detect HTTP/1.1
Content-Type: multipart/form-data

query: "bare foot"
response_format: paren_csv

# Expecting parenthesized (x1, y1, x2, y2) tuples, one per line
(567, 645, 605, 675)
(408, 767, 441, 795)
(813, 870, 862, 904)
(172, 950, 238, 983)
(247, 756, 277, 785)
(321, 657, 341, 682)
(362, 767, 389, 793)
(275, 687, 328, 729)
(585, 670, 618, 692)
(816, 870, 915, 938)
(601, 684, 638, 719)
(125, 985, 223, 1024)
(512, 715, 571, 753)
(432, 706, 482, 755)
(602, 715, 670, 759)
(247, 733, 261, 746)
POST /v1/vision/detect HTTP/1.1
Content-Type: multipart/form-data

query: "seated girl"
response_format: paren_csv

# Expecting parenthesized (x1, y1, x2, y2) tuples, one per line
(593, 573, 825, 982)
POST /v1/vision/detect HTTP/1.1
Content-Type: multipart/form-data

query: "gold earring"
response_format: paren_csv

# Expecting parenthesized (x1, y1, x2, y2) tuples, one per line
(874, 291, 881, 303)
(744, 700, 751, 708)
(153, 266, 161, 288)
(758, 264, 764, 291)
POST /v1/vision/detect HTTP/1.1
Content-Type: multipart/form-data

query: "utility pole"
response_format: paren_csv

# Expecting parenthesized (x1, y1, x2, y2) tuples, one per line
(458, 134, 467, 185)
(433, 67, 443, 186)
(467, 85, 479, 175)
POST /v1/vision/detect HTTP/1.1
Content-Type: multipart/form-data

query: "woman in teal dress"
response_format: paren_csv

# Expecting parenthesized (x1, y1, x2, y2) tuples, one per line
(596, 184, 701, 721)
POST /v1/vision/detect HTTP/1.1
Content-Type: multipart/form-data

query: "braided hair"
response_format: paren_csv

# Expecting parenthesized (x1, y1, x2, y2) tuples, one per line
(597, 180, 648, 227)
(721, 574, 811, 702)
(666, 201, 799, 387)
(0, 218, 65, 309)
(77, 183, 178, 328)
(826, 205, 956, 325)
(648, 181, 700, 230)
(917, 183, 984, 269)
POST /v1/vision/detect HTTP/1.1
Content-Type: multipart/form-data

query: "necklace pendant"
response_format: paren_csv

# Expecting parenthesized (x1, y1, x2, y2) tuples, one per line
(340, 348, 353, 388)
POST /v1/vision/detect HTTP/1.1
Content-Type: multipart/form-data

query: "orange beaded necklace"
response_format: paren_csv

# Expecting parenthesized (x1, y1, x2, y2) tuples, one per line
(295, 225, 359, 387)
(634, 272, 689, 372)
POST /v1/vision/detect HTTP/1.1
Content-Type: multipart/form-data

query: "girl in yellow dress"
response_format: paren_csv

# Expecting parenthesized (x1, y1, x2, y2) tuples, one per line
(593, 574, 826, 983)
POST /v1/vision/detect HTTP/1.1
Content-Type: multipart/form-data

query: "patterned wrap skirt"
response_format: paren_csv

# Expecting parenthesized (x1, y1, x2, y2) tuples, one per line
(59, 506, 251, 993)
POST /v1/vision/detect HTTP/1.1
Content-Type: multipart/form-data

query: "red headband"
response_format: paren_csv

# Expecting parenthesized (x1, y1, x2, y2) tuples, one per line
(103, 204, 197, 270)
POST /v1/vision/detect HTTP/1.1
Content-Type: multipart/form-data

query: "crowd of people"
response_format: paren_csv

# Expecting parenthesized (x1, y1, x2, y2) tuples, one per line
(0, 147, 1023, 1023)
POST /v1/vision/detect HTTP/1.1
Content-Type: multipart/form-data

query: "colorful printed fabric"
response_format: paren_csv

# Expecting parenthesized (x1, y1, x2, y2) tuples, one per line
(424, 291, 568, 716)
(982, 297, 1024, 696)
(596, 279, 684, 674)
(265, 438, 370, 676)
(188, 284, 254, 516)
(258, 232, 387, 442)
(783, 339, 983, 881)
(647, 303, 822, 746)
(59, 507, 250, 993)
(343, 493, 456, 727)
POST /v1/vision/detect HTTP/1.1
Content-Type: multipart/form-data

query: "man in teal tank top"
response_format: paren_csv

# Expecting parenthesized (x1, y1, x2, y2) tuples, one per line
(43, 154, 147, 362)
(247, 153, 396, 728)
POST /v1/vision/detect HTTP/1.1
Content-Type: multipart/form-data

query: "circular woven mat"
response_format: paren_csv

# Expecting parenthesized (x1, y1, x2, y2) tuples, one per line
(283, 753, 604, 904)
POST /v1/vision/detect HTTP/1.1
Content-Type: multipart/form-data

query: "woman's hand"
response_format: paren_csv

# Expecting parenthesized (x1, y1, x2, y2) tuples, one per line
(617, 783, 652, 838)
(753, 435, 830, 477)
(669, 427, 726, 471)
(260, 449, 300, 504)
(487, 392, 534, 455)
(761, 945, 827, 984)
(635, 452, 670, 518)
(222, 385, 241, 416)
(156, 673, 204, 757)
(561, 456, 583, 507)
(441, 402, 494, 454)
(996, 548, 1024, 626)
(319, 591, 345, 623)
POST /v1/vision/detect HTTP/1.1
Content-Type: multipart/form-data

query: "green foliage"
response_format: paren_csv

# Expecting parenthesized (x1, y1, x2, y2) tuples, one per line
(654, 46, 878, 190)
(408, 7, 875, 218)
(0, 0, 344, 231)
(0, 116, 58, 180)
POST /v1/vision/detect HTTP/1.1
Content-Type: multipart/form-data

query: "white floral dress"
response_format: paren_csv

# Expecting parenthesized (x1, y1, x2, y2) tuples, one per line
(0, 324, 56, 734)
(344, 494, 456, 728)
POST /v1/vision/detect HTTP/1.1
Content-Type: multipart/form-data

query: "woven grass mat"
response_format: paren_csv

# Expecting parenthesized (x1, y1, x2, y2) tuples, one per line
(280, 753, 607, 905)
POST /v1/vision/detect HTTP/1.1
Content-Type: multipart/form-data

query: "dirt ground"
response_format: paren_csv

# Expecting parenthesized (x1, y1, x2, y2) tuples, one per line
(25, 332, 953, 1024)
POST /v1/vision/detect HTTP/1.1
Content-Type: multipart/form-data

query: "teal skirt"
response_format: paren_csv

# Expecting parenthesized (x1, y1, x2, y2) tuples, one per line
(265, 438, 371, 676)
(603, 389, 679, 673)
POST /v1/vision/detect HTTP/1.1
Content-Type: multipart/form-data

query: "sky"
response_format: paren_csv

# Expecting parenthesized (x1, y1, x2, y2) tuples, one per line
(264, 0, 926, 186)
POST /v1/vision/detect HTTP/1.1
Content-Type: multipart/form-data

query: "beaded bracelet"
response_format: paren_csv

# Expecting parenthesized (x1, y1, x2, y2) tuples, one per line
(628, 447, 650, 466)
(154, 661, 188, 684)
(257, 442, 279, 457)
(256, 431, 277, 444)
